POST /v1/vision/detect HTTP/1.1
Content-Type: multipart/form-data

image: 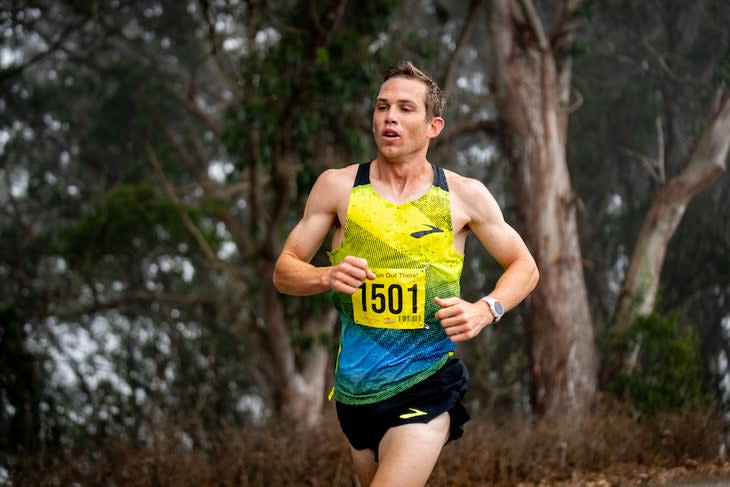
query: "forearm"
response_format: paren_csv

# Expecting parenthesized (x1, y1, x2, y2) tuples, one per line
(272, 251, 332, 296)
(486, 256, 539, 312)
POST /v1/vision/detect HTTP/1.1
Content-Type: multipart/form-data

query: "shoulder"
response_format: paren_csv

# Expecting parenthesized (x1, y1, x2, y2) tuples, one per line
(443, 168, 495, 206)
(443, 168, 503, 225)
(314, 163, 360, 189)
(304, 163, 360, 214)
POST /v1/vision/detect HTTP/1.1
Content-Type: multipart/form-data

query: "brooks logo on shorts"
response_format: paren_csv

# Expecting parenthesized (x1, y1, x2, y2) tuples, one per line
(399, 407, 428, 419)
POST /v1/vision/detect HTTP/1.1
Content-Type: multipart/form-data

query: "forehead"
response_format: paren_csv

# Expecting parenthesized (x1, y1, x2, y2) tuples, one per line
(376, 77, 427, 108)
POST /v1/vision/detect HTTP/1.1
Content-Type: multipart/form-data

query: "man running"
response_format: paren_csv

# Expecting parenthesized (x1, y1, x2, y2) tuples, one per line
(273, 61, 539, 487)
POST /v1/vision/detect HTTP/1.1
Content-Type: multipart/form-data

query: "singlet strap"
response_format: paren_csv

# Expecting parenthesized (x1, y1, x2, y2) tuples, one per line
(353, 162, 449, 191)
(354, 162, 372, 187)
(432, 164, 448, 191)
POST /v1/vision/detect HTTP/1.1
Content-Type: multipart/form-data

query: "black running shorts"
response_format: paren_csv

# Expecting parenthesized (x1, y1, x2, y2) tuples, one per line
(335, 357, 470, 454)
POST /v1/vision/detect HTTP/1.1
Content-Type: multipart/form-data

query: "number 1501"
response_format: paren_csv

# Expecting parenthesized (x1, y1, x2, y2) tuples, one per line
(358, 282, 418, 315)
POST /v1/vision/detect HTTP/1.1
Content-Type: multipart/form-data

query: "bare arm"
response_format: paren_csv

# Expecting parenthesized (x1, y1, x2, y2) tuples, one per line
(465, 178, 539, 311)
(435, 175, 539, 341)
(272, 167, 375, 296)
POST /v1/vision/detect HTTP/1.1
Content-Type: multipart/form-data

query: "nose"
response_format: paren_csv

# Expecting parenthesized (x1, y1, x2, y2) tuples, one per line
(384, 106, 398, 124)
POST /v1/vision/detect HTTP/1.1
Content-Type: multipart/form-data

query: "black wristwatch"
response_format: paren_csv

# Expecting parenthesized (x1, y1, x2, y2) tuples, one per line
(480, 296, 504, 323)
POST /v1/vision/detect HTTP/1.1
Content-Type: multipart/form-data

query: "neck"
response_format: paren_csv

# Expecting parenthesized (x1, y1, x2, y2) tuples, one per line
(370, 159, 434, 204)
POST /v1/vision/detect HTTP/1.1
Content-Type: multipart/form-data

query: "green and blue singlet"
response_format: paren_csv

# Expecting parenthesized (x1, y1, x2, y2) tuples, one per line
(328, 162, 465, 405)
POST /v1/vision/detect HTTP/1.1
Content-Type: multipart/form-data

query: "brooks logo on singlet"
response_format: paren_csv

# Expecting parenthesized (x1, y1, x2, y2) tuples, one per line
(410, 225, 444, 238)
(328, 162, 464, 405)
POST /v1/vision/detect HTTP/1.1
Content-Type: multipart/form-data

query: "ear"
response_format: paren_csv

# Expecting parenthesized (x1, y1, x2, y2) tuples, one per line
(427, 116, 445, 139)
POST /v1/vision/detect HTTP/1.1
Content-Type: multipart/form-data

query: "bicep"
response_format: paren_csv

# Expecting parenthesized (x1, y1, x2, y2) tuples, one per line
(465, 181, 532, 269)
(281, 211, 335, 263)
(280, 170, 342, 262)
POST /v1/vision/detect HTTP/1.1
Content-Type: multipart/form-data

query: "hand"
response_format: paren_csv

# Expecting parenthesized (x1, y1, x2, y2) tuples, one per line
(326, 256, 376, 294)
(434, 296, 492, 343)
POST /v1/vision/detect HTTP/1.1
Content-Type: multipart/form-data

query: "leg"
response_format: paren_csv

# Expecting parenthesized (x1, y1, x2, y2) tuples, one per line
(350, 446, 377, 487)
(369, 412, 451, 487)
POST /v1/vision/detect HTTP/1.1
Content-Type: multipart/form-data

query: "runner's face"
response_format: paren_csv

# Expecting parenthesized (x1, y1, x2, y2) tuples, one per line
(373, 77, 442, 162)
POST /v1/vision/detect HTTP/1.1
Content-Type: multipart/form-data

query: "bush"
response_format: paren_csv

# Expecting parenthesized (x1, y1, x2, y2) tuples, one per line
(7, 405, 729, 487)
(610, 312, 709, 414)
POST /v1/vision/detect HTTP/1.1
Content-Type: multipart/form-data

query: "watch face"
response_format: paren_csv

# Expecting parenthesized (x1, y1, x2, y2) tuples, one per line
(493, 300, 504, 316)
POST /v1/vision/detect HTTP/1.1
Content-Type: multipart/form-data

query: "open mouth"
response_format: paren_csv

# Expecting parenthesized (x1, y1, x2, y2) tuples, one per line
(382, 128, 400, 140)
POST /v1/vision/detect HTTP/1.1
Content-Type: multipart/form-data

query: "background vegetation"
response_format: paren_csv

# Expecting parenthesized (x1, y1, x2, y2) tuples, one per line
(1, 0, 729, 485)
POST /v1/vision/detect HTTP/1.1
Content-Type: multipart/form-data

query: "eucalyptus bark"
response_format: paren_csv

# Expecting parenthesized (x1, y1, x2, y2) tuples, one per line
(488, 0, 597, 417)
(261, 260, 337, 428)
(614, 91, 730, 332)
(187, 0, 351, 427)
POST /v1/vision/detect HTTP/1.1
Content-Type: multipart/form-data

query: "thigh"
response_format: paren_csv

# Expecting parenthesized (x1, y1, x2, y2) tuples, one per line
(371, 412, 451, 487)
(350, 447, 377, 487)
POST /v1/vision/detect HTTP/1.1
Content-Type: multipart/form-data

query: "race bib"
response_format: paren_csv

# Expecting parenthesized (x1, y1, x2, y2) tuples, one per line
(352, 268, 426, 329)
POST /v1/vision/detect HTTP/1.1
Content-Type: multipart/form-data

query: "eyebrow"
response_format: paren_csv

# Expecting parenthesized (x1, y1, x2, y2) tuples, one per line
(376, 97, 419, 106)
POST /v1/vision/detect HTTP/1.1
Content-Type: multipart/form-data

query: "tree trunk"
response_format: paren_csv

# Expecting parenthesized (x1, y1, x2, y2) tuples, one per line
(261, 259, 337, 428)
(488, 0, 598, 417)
(614, 90, 730, 332)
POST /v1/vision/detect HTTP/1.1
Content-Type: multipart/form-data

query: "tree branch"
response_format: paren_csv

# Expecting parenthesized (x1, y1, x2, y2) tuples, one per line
(51, 291, 218, 318)
(162, 126, 256, 257)
(516, 0, 549, 50)
(642, 37, 705, 85)
(440, 0, 483, 90)
(197, 0, 244, 98)
(614, 89, 730, 331)
(433, 118, 500, 149)
(0, 15, 91, 83)
(145, 143, 250, 307)
(622, 116, 666, 184)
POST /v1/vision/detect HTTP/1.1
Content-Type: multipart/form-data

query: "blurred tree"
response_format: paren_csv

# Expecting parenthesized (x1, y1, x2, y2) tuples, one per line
(568, 0, 730, 391)
(437, 0, 729, 418)
(1, 0, 729, 460)
(0, 0, 398, 451)
(0, 304, 43, 455)
(484, 0, 599, 417)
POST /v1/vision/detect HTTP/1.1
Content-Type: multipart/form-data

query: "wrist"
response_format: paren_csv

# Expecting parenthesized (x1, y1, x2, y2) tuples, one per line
(320, 267, 334, 291)
(480, 296, 504, 323)
(476, 299, 493, 324)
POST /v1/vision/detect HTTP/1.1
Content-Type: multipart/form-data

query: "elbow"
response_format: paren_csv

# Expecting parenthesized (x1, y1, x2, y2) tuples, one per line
(529, 260, 540, 291)
(272, 275, 282, 293)
(272, 260, 285, 293)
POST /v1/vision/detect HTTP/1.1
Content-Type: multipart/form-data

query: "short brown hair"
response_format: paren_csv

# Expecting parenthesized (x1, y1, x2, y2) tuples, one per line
(383, 61, 446, 119)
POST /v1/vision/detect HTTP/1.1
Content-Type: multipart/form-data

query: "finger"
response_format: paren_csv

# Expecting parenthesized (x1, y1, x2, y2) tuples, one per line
(435, 304, 462, 321)
(358, 258, 377, 280)
(344, 256, 377, 280)
(445, 326, 468, 343)
(434, 296, 459, 308)
(334, 273, 366, 294)
(449, 331, 471, 343)
(434, 308, 447, 321)
(441, 319, 460, 332)
(340, 270, 367, 289)
(343, 266, 367, 282)
(334, 282, 361, 294)
(448, 322, 477, 338)
(345, 255, 369, 270)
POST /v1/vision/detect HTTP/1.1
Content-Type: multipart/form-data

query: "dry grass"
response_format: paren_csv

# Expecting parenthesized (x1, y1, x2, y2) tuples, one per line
(8, 403, 730, 487)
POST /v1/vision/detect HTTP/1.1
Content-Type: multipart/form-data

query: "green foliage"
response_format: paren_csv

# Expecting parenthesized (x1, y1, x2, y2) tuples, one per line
(433, 2, 452, 24)
(608, 313, 709, 415)
(57, 183, 223, 265)
(221, 0, 398, 209)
